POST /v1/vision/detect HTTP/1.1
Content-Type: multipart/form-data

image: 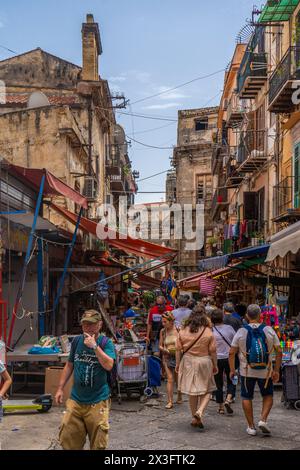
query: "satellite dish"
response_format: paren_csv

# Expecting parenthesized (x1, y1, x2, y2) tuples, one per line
(27, 91, 50, 109)
(291, 343, 300, 366)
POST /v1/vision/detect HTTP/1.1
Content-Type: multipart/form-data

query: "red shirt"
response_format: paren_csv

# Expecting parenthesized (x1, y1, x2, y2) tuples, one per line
(148, 305, 173, 328)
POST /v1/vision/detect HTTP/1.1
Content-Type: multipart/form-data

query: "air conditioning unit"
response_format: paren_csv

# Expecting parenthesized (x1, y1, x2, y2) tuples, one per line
(83, 177, 98, 201)
(106, 194, 114, 205)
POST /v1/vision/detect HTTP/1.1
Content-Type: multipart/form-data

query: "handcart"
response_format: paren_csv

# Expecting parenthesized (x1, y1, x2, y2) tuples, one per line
(115, 342, 147, 404)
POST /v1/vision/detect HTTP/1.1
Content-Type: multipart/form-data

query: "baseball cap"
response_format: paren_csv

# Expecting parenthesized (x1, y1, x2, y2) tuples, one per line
(80, 310, 102, 324)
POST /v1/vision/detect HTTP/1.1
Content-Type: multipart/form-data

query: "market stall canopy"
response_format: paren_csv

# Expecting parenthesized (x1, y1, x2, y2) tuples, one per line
(130, 272, 161, 289)
(266, 220, 300, 262)
(229, 244, 270, 260)
(10, 165, 88, 209)
(199, 255, 229, 272)
(179, 266, 234, 289)
(1, 211, 57, 231)
(50, 203, 177, 260)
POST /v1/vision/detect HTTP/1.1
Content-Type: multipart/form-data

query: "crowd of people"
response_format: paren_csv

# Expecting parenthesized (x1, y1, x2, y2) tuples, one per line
(147, 295, 283, 437)
(0, 294, 283, 450)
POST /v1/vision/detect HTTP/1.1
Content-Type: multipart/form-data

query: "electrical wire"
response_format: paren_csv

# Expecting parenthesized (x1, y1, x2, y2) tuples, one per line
(0, 44, 17, 54)
(117, 110, 177, 122)
(127, 121, 176, 136)
(130, 68, 226, 105)
(128, 135, 174, 150)
(137, 169, 171, 182)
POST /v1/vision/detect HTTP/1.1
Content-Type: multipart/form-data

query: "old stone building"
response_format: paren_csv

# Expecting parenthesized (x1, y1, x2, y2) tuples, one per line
(0, 14, 135, 233)
(171, 107, 218, 279)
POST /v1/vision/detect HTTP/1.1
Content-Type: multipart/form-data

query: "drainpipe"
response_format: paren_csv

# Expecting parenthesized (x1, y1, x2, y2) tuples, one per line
(88, 97, 93, 176)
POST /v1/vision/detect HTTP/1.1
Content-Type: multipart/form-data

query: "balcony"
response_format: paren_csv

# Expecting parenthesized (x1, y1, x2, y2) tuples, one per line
(225, 153, 244, 188)
(237, 52, 267, 99)
(236, 130, 268, 173)
(269, 46, 300, 113)
(212, 144, 230, 174)
(212, 187, 229, 220)
(106, 163, 125, 191)
(226, 93, 247, 127)
(273, 176, 300, 222)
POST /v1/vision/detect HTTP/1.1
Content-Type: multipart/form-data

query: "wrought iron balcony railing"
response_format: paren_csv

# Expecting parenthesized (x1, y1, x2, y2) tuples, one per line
(269, 46, 300, 113)
(273, 175, 300, 221)
(212, 187, 229, 219)
(237, 52, 267, 99)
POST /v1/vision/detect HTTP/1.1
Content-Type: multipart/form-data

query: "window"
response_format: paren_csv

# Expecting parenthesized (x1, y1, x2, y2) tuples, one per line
(195, 118, 208, 131)
(197, 181, 204, 202)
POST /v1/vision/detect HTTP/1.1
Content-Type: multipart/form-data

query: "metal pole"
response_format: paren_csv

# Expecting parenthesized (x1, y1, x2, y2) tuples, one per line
(7, 174, 46, 348)
(52, 208, 83, 326)
(37, 237, 45, 337)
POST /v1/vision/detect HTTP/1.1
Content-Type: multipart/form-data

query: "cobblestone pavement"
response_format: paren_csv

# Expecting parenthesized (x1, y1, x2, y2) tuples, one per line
(1, 386, 300, 450)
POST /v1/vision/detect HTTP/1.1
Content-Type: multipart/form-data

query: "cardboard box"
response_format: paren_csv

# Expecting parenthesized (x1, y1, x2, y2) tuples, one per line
(45, 367, 73, 406)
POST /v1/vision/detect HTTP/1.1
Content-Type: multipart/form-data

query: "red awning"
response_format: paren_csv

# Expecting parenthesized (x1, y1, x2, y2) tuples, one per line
(50, 203, 177, 259)
(179, 266, 234, 289)
(10, 165, 88, 209)
(131, 273, 161, 289)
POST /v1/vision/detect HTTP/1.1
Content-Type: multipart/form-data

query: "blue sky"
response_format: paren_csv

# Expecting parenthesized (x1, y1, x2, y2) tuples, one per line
(0, 0, 255, 203)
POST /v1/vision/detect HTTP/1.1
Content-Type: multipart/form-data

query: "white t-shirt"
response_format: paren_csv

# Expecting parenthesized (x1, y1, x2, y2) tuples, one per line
(231, 323, 281, 379)
(213, 324, 236, 360)
(172, 308, 192, 328)
(0, 360, 6, 374)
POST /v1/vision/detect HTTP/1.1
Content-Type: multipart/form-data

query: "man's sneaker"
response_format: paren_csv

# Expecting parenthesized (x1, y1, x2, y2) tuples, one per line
(258, 421, 271, 435)
(246, 427, 257, 436)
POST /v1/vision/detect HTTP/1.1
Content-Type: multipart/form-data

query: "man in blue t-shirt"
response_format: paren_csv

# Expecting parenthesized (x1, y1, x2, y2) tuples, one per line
(55, 310, 116, 450)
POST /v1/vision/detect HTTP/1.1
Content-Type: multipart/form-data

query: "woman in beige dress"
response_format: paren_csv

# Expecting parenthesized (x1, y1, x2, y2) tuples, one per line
(175, 307, 218, 428)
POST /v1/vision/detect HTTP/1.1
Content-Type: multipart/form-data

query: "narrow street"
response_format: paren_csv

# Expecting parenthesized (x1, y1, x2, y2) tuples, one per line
(1, 1, 300, 455)
(1, 385, 300, 451)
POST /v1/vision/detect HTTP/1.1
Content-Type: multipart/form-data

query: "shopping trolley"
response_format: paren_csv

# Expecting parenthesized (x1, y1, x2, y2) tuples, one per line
(115, 342, 147, 404)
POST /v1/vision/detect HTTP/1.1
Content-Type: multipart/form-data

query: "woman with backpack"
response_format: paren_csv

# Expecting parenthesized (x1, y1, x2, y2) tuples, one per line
(211, 308, 236, 415)
(175, 306, 218, 429)
(159, 311, 182, 409)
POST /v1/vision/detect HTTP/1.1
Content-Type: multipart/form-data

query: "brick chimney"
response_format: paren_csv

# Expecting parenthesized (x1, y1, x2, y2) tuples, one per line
(82, 14, 102, 81)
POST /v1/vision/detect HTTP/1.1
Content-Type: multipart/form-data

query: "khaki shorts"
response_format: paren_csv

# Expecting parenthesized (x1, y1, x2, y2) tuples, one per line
(59, 398, 110, 450)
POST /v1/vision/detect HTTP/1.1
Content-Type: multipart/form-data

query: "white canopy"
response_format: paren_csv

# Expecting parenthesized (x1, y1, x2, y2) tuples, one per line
(266, 220, 300, 262)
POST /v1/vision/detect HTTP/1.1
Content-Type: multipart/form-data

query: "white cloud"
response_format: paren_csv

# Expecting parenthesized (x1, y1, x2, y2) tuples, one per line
(157, 86, 189, 100)
(129, 70, 151, 84)
(144, 102, 180, 110)
(109, 75, 127, 83)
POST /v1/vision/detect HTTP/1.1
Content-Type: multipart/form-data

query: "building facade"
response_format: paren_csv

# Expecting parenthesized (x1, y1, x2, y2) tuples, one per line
(171, 107, 218, 279)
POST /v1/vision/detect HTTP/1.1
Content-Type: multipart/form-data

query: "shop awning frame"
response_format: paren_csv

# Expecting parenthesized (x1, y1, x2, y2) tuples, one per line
(50, 203, 177, 260)
(10, 165, 88, 209)
(229, 244, 270, 260)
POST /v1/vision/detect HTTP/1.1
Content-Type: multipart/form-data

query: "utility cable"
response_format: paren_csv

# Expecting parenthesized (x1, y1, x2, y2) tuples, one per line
(130, 68, 226, 105)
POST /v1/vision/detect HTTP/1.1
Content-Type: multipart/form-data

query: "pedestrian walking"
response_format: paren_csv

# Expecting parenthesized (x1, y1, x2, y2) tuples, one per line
(211, 308, 236, 415)
(55, 310, 116, 450)
(223, 302, 243, 332)
(172, 295, 192, 329)
(229, 304, 282, 436)
(176, 306, 217, 429)
(146, 296, 173, 355)
(159, 311, 182, 409)
(0, 360, 12, 422)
